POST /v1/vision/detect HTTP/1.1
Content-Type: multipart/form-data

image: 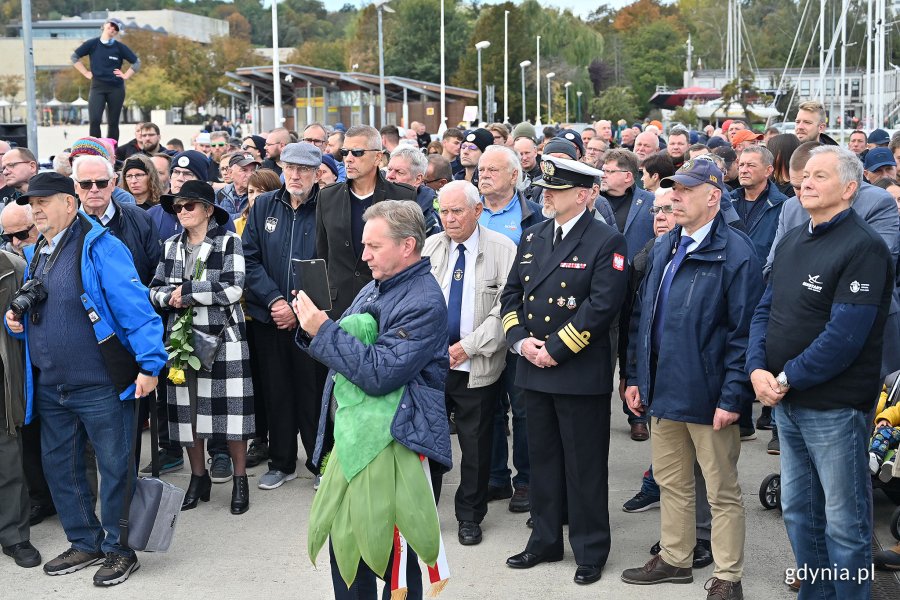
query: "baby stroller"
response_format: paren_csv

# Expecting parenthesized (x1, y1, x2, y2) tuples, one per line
(758, 371, 900, 542)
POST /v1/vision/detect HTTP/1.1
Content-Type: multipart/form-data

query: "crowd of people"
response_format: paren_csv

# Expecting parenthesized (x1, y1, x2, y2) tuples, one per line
(0, 98, 899, 600)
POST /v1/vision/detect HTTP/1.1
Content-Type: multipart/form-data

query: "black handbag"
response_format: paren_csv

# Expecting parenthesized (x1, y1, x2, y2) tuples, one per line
(191, 306, 235, 371)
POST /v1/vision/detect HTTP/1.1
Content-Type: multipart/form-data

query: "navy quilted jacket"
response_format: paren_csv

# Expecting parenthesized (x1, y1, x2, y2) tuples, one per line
(299, 258, 452, 471)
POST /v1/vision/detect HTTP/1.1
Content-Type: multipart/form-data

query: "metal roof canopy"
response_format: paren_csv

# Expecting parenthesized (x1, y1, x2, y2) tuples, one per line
(228, 63, 475, 105)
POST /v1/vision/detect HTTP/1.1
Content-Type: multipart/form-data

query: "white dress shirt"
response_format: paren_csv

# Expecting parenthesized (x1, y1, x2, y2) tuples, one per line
(441, 227, 479, 372)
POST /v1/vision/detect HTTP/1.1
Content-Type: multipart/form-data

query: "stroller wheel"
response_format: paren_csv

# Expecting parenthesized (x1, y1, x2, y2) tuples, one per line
(759, 473, 781, 510)
(891, 505, 900, 541)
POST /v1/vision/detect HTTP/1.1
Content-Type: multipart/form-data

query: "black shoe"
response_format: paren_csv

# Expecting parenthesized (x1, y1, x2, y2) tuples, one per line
(231, 475, 249, 515)
(181, 471, 212, 511)
(574, 565, 602, 585)
(487, 482, 513, 502)
(208, 453, 233, 483)
(767, 428, 781, 455)
(739, 426, 757, 441)
(509, 485, 530, 513)
(650, 540, 661, 555)
(506, 550, 564, 569)
(756, 406, 773, 430)
(526, 517, 533, 528)
(140, 453, 184, 475)
(245, 440, 269, 469)
(93, 552, 139, 586)
(29, 504, 56, 526)
(623, 490, 660, 513)
(3, 541, 41, 568)
(693, 539, 713, 569)
(457, 521, 482, 545)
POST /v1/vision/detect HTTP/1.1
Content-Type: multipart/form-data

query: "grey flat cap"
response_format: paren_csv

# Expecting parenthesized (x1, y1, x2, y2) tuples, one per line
(281, 142, 322, 167)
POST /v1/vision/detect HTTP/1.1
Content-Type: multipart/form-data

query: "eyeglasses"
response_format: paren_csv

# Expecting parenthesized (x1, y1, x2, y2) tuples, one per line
(1, 161, 30, 172)
(281, 163, 316, 174)
(241, 145, 257, 152)
(460, 143, 480, 152)
(124, 172, 147, 180)
(171, 168, 198, 179)
(1, 223, 34, 243)
(210, 142, 226, 148)
(339, 148, 380, 158)
(76, 179, 110, 190)
(265, 141, 284, 147)
(302, 138, 326, 146)
(649, 205, 675, 215)
(172, 202, 200, 213)
(603, 168, 631, 175)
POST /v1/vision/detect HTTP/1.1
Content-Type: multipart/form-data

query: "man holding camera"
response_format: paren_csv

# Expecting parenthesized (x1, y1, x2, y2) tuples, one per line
(5, 172, 166, 587)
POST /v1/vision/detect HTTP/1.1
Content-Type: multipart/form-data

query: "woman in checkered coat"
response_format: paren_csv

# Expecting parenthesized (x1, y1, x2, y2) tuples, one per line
(149, 180, 255, 515)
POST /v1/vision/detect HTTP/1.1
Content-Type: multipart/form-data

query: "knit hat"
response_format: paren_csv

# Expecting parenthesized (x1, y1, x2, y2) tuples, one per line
(512, 122, 538, 143)
(463, 128, 493, 153)
(321, 154, 340, 179)
(68, 137, 111, 163)
(170, 150, 209, 181)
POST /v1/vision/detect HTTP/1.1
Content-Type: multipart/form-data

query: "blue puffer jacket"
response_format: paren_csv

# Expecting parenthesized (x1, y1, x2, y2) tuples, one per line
(300, 258, 452, 471)
(8, 213, 167, 423)
(625, 213, 763, 425)
(730, 179, 788, 262)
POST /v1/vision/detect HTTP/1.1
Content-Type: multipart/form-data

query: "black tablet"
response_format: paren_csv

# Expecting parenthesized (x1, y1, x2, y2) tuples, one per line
(291, 259, 332, 311)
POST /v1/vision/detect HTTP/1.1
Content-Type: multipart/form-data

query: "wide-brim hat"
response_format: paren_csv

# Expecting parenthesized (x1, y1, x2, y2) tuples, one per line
(160, 180, 229, 225)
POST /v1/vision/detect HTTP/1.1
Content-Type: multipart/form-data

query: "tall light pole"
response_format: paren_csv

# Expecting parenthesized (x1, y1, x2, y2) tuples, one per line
(475, 40, 491, 124)
(576, 90, 582, 123)
(564, 81, 572, 124)
(519, 60, 531, 123)
(546, 72, 555, 124)
(271, 0, 282, 128)
(22, 0, 37, 154)
(440, 0, 446, 132)
(503, 10, 509, 123)
(535, 36, 541, 126)
(375, 0, 395, 127)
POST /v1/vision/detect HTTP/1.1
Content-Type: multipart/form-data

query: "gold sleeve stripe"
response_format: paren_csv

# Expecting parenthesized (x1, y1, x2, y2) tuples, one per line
(558, 323, 590, 353)
(503, 314, 520, 333)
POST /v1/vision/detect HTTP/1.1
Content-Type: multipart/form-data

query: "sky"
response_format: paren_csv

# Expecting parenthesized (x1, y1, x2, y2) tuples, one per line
(318, 0, 646, 20)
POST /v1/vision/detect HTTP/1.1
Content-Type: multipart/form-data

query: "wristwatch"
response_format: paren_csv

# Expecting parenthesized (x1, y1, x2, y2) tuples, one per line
(776, 371, 790, 390)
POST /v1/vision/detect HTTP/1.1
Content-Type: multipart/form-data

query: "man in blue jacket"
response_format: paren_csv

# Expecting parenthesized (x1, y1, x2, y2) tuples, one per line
(621, 159, 763, 600)
(6, 172, 166, 587)
(242, 142, 326, 492)
(730, 146, 787, 264)
(294, 199, 450, 600)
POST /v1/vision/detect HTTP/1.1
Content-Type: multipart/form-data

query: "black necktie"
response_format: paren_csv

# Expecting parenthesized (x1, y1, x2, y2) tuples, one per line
(553, 226, 563, 250)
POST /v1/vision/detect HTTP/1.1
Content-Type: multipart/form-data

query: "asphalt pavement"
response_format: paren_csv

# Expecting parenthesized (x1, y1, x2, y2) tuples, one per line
(3, 402, 898, 599)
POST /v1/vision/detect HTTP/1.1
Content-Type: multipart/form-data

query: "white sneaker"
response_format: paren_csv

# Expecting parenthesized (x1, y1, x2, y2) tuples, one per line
(257, 469, 297, 490)
(313, 475, 322, 490)
(870, 452, 882, 475)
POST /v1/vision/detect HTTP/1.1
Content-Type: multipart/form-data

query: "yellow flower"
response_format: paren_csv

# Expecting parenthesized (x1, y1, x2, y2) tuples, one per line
(168, 368, 186, 385)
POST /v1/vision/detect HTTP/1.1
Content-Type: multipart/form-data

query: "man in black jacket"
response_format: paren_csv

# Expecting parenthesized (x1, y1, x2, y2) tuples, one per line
(242, 142, 327, 491)
(316, 125, 417, 318)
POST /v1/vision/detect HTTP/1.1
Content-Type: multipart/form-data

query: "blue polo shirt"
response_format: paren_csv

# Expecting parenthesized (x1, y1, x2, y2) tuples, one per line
(479, 193, 524, 244)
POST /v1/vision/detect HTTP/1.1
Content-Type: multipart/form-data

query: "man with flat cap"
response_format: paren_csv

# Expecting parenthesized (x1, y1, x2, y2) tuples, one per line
(241, 142, 328, 491)
(501, 155, 628, 585)
(621, 159, 762, 600)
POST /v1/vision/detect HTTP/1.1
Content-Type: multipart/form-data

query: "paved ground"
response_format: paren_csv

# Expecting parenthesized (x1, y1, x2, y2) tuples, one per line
(8, 401, 898, 599)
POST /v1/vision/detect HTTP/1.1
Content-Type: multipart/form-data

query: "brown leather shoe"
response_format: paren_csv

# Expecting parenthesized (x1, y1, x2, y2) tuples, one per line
(705, 577, 743, 600)
(621, 555, 693, 585)
(630, 422, 650, 442)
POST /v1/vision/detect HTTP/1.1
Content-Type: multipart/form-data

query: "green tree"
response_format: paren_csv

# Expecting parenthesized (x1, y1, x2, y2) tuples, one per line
(384, 0, 471, 84)
(587, 86, 640, 124)
(289, 40, 348, 72)
(126, 65, 187, 120)
(622, 19, 686, 111)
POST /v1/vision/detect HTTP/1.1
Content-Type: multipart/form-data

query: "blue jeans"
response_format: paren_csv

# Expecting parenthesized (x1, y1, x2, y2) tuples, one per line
(489, 354, 529, 489)
(774, 403, 872, 600)
(640, 464, 660, 498)
(37, 383, 135, 557)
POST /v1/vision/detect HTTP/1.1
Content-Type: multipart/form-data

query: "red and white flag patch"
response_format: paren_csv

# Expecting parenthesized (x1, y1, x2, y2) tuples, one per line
(612, 253, 625, 271)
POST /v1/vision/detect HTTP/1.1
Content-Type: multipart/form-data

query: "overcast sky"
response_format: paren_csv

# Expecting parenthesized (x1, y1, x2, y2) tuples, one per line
(318, 0, 647, 19)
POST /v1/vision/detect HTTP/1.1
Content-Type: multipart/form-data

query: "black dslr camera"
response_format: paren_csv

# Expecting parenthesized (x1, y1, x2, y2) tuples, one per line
(10, 279, 48, 318)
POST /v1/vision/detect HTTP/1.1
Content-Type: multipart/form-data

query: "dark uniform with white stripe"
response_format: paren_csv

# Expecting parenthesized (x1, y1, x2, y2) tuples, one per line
(500, 157, 628, 571)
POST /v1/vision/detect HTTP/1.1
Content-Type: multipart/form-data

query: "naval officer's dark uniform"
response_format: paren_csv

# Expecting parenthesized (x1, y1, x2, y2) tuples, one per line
(500, 184, 629, 569)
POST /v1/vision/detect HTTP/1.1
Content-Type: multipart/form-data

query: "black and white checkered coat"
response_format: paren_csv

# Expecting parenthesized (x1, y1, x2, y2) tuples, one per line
(149, 224, 255, 443)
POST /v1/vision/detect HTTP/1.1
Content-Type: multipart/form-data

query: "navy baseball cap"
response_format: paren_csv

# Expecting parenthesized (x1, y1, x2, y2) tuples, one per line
(660, 158, 725, 191)
(864, 147, 897, 172)
(17, 172, 76, 204)
(867, 128, 891, 146)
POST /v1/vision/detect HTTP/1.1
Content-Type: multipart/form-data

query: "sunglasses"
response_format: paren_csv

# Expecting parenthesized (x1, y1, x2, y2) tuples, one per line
(76, 179, 110, 190)
(210, 142, 226, 148)
(173, 202, 202, 214)
(460, 143, 480, 151)
(339, 148, 380, 158)
(1, 223, 34, 243)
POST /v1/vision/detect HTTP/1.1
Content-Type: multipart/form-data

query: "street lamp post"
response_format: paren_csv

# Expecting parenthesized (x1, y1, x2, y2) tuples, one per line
(576, 90, 582, 123)
(519, 60, 531, 123)
(503, 10, 509, 123)
(535, 36, 541, 126)
(564, 81, 572, 124)
(375, 0, 395, 128)
(546, 72, 555, 124)
(475, 40, 491, 124)
(271, 0, 282, 128)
